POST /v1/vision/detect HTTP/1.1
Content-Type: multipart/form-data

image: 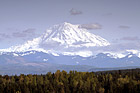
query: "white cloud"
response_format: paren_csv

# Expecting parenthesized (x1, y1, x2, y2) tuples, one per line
(69, 8, 83, 15)
(119, 25, 130, 29)
(79, 23, 102, 30)
(120, 36, 140, 41)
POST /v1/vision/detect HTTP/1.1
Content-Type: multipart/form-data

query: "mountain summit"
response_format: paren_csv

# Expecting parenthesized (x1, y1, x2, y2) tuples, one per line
(1, 23, 140, 72)
(0, 22, 110, 55)
(40, 22, 110, 48)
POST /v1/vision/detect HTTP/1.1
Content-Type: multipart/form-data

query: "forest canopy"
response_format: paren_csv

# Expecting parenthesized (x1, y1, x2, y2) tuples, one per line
(0, 69, 140, 93)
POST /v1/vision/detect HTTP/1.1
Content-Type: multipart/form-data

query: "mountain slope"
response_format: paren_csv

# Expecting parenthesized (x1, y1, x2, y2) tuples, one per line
(1, 22, 140, 75)
(0, 22, 110, 56)
(40, 22, 110, 48)
(1, 50, 140, 68)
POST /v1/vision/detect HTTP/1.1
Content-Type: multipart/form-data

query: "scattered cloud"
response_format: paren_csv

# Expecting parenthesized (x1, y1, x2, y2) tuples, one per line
(107, 37, 140, 52)
(12, 28, 36, 38)
(79, 23, 102, 30)
(70, 8, 83, 15)
(12, 32, 26, 38)
(107, 43, 140, 52)
(0, 28, 38, 42)
(0, 33, 11, 41)
(119, 25, 130, 29)
(89, 42, 140, 54)
(0, 33, 11, 38)
(120, 36, 140, 41)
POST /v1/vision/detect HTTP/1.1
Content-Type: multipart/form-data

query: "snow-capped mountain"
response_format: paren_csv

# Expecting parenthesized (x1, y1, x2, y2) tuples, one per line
(0, 22, 140, 58)
(40, 22, 110, 48)
(1, 50, 140, 67)
(0, 22, 110, 57)
(0, 22, 140, 75)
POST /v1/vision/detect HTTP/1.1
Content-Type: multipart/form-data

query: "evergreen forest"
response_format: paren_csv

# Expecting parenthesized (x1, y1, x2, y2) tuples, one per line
(0, 69, 140, 93)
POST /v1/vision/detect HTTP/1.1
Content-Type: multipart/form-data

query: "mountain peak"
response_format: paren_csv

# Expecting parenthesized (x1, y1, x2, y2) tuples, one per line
(41, 22, 110, 48)
(60, 22, 76, 26)
(51, 22, 78, 32)
(61, 22, 72, 25)
(0, 22, 110, 56)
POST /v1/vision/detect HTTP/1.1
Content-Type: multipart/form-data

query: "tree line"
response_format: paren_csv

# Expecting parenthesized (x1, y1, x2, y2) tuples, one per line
(0, 69, 140, 93)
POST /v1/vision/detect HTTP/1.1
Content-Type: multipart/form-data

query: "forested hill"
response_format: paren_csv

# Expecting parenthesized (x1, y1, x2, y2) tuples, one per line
(0, 69, 140, 93)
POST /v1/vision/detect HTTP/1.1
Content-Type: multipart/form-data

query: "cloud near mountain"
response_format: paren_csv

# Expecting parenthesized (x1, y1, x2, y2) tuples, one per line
(120, 36, 140, 41)
(0, 28, 39, 42)
(0, 22, 140, 58)
(0, 22, 140, 73)
(119, 25, 130, 29)
(0, 22, 110, 57)
(79, 23, 102, 30)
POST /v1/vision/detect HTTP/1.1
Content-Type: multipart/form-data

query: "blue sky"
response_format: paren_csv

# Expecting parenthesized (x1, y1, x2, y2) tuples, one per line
(0, 0, 140, 49)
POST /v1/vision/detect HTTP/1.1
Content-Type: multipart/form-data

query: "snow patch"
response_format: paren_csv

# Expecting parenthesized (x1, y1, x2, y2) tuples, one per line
(128, 55, 133, 58)
(13, 53, 19, 57)
(106, 52, 126, 59)
(63, 51, 93, 57)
